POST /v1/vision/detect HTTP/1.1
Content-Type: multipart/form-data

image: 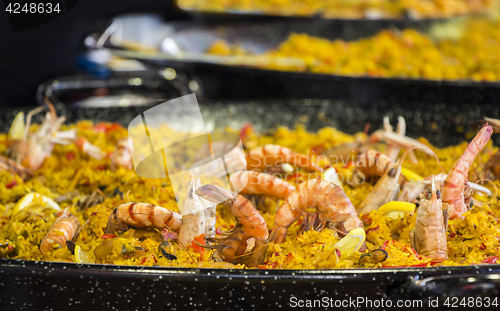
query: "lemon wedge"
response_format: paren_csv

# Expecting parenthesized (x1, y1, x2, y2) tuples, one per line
(334, 227, 366, 257)
(378, 201, 416, 220)
(324, 167, 342, 187)
(400, 168, 423, 182)
(12, 192, 61, 216)
(8, 112, 25, 140)
(74, 245, 95, 264)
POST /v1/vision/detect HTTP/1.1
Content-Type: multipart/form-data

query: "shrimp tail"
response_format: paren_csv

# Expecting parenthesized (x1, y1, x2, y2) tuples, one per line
(196, 184, 235, 204)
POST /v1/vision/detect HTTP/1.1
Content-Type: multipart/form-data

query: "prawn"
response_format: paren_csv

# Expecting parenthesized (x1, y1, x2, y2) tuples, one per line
(40, 211, 81, 255)
(110, 137, 133, 171)
(246, 144, 323, 172)
(7, 101, 65, 171)
(353, 149, 393, 183)
(358, 161, 402, 215)
(196, 185, 268, 266)
(442, 124, 492, 219)
(269, 178, 363, 245)
(229, 171, 295, 200)
(410, 178, 448, 260)
(104, 203, 182, 234)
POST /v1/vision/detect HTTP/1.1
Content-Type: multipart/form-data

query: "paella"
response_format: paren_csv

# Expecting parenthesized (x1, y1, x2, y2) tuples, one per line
(1, 103, 500, 270)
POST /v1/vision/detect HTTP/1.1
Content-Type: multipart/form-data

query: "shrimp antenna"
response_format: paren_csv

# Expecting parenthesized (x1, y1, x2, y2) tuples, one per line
(231, 242, 268, 259)
(475, 179, 498, 205)
(85, 188, 105, 209)
(44, 96, 57, 130)
(406, 146, 446, 175)
(126, 190, 132, 203)
(124, 212, 196, 264)
(23, 106, 44, 141)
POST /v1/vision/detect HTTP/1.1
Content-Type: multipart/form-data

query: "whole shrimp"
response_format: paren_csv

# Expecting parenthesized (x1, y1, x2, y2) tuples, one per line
(40, 211, 81, 255)
(358, 161, 402, 215)
(246, 144, 323, 172)
(442, 124, 492, 219)
(7, 100, 66, 171)
(399, 173, 492, 204)
(104, 203, 182, 234)
(410, 178, 448, 260)
(229, 171, 295, 200)
(269, 178, 363, 245)
(110, 137, 133, 171)
(196, 185, 269, 267)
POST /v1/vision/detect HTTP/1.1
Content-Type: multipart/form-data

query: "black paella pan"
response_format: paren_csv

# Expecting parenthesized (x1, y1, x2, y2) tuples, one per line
(1, 92, 500, 310)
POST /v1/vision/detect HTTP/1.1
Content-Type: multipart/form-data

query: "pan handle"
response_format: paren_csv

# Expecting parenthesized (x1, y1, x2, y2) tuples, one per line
(404, 274, 500, 297)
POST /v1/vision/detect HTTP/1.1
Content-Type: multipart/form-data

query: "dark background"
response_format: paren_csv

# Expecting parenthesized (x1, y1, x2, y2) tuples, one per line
(0, 0, 187, 107)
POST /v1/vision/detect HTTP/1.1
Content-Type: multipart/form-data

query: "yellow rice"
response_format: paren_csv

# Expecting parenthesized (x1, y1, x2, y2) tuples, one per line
(1, 120, 499, 269)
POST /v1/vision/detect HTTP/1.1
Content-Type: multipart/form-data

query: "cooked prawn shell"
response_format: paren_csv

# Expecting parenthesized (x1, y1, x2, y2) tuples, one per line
(110, 137, 133, 171)
(196, 185, 269, 241)
(7, 102, 64, 171)
(270, 178, 363, 244)
(353, 149, 393, 183)
(246, 144, 323, 172)
(40, 212, 80, 256)
(410, 178, 448, 260)
(229, 171, 295, 200)
(357, 162, 401, 215)
(442, 124, 492, 219)
(196, 185, 269, 267)
(106, 203, 182, 234)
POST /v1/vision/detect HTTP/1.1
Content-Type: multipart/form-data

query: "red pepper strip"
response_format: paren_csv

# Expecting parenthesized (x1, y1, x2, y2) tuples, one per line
(481, 256, 498, 264)
(6, 180, 17, 189)
(100, 234, 116, 239)
(66, 152, 75, 161)
(365, 225, 379, 234)
(94, 122, 123, 133)
(190, 234, 205, 254)
(239, 123, 254, 141)
(381, 240, 390, 250)
(405, 245, 422, 260)
(361, 214, 372, 226)
(382, 261, 443, 268)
